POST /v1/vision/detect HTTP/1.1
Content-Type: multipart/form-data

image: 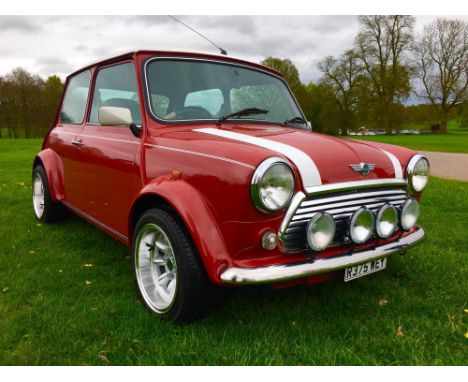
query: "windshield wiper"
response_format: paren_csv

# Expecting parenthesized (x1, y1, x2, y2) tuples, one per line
(283, 116, 307, 126)
(217, 108, 269, 124)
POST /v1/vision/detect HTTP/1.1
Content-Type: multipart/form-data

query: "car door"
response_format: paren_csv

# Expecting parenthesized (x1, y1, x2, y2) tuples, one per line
(73, 62, 142, 239)
(48, 70, 92, 207)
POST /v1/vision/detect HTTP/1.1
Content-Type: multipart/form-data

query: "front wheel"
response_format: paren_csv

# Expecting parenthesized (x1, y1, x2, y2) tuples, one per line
(132, 208, 217, 323)
(32, 165, 67, 223)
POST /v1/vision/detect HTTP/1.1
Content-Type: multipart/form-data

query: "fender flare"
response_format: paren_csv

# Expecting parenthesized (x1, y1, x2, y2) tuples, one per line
(129, 176, 231, 284)
(33, 149, 65, 202)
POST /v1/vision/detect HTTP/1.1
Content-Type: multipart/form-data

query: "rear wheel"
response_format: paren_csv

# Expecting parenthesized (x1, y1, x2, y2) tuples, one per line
(132, 208, 218, 323)
(32, 165, 67, 223)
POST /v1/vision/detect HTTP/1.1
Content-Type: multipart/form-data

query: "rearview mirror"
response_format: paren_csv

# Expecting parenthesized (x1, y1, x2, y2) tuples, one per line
(99, 106, 133, 126)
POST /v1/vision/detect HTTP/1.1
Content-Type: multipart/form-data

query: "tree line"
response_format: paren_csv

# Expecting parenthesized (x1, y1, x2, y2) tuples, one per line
(0, 16, 467, 139)
(262, 16, 468, 135)
(0, 69, 63, 138)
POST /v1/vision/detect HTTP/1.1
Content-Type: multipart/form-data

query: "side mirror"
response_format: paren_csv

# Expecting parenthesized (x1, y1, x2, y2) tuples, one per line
(99, 106, 141, 137)
(99, 106, 133, 126)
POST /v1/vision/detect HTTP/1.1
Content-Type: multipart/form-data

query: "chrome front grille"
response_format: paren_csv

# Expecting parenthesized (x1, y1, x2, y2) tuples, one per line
(283, 187, 409, 252)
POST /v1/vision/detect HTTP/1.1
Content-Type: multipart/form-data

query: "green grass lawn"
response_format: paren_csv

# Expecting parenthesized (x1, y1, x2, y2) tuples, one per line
(352, 121, 468, 153)
(0, 139, 467, 365)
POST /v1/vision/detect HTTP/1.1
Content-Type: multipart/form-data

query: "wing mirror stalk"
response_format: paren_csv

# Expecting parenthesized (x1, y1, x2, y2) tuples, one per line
(129, 123, 141, 137)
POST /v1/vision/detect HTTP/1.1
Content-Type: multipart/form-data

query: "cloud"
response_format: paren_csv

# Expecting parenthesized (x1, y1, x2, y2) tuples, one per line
(35, 57, 74, 75)
(1, 15, 468, 82)
(126, 15, 173, 26)
(186, 15, 258, 36)
(0, 16, 42, 33)
(75, 44, 89, 52)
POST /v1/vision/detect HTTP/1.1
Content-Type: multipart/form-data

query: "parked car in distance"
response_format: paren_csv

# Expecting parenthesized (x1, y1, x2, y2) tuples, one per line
(33, 50, 430, 322)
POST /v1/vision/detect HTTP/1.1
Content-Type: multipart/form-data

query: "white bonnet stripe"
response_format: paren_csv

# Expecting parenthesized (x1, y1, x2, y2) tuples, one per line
(194, 128, 322, 188)
(380, 149, 403, 178)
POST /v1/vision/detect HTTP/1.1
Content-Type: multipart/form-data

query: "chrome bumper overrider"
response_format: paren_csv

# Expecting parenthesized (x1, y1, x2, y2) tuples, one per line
(220, 228, 425, 285)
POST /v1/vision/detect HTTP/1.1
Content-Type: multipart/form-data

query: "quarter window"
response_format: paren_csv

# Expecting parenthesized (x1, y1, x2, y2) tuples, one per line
(89, 63, 141, 125)
(60, 71, 91, 124)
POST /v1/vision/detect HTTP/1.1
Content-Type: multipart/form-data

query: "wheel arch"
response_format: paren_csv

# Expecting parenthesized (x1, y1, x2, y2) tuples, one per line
(128, 177, 231, 284)
(33, 149, 65, 202)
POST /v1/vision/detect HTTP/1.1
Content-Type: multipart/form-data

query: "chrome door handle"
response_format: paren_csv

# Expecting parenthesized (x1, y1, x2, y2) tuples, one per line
(71, 139, 84, 147)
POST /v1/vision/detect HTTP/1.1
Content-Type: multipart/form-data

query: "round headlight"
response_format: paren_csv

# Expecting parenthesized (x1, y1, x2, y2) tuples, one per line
(376, 204, 398, 238)
(350, 208, 375, 244)
(401, 198, 419, 231)
(306, 212, 335, 251)
(251, 158, 295, 213)
(407, 155, 430, 193)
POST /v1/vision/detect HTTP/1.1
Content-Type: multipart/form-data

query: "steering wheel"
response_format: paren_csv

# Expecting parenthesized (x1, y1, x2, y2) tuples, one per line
(174, 106, 212, 119)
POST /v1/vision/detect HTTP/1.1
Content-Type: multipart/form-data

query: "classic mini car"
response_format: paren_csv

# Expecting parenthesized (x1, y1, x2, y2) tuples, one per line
(32, 51, 430, 322)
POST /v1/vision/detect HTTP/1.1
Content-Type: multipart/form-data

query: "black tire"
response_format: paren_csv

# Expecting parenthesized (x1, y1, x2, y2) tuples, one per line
(132, 207, 219, 323)
(32, 165, 67, 223)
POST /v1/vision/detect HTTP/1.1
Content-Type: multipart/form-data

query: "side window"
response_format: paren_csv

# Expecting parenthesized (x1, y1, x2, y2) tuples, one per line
(60, 71, 91, 124)
(184, 89, 223, 116)
(89, 62, 141, 125)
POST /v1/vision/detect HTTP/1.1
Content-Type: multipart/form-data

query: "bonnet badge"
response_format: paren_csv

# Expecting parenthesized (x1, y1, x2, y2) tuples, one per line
(349, 162, 375, 176)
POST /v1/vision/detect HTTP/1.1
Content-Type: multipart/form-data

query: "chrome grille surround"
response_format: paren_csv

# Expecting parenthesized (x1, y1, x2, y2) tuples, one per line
(278, 179, 409, 253)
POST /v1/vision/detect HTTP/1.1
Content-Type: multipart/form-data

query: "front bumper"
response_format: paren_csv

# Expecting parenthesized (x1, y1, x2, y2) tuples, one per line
(220, 228, 425, 285)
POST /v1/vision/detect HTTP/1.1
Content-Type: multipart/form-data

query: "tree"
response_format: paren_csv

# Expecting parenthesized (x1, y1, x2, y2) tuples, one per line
(261, 57, 307, 107)
(355, 15, 414, 133)
(414, 18, 468, 133)
(0, 75, 21, 138)
(302, 82, 341, 135)
(0, 68, 63, 139)
(318, 50, 363, 133)
(42, 75, 64, 135)
(459, 102, 468, 128)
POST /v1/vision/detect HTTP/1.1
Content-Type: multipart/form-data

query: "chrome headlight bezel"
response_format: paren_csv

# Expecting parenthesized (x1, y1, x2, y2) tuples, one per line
(376, 204, 398, 238)
(306, 212, 336, 251)
(400, 198, 420, 231)
(251, 157, 295, 213)
(407, 155, 430, 193)
(349, 207, 375, 244)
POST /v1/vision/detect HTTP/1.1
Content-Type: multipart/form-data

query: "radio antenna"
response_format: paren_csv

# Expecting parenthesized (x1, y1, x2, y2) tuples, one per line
(167, 15, 228, 56)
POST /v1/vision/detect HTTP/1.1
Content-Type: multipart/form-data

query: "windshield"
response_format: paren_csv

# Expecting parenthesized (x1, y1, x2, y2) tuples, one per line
(145, 58, 304, 125)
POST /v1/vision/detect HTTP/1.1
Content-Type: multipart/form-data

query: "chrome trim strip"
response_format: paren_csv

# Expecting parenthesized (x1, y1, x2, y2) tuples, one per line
(54, 130, 139, 145)
(381, 149, 404, 179)
(144, 143, 255, 169)
(278, 191, 306, 249)
(194, 127, 322, 189)
(304, 178, 407, 196)
(62, 201, 128, 242)
(291, 200, 406, 221)
(296, 195, 407, 214)
(300, 189, 407, 207)
(78, 134, 139, 145)
(220, 228, 425, 285)
(54, 131, 77, 136)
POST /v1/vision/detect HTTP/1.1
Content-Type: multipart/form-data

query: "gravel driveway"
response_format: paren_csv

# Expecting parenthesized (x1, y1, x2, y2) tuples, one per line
(419, 151, 468, 181)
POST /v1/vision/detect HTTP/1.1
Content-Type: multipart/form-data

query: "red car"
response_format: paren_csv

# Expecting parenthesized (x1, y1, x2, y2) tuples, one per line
(32, 51, 429, 322)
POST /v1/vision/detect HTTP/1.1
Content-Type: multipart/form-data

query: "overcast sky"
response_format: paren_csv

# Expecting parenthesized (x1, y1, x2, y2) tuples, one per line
(1, 15, 467, 82)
